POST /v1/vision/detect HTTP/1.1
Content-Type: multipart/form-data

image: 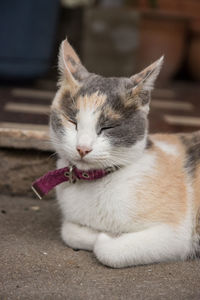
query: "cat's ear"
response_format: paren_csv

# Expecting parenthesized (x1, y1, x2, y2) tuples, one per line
(131, 56, 164, 91)
(124, 57, 163, 112)
(58, 38, 89, 90)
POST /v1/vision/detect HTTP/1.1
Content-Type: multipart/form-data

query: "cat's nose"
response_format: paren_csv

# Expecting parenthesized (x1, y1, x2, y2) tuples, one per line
(76, 146, 92, 158)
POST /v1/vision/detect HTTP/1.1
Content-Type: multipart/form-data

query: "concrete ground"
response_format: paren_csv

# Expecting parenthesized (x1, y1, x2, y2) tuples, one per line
(1, 195, 200, 299)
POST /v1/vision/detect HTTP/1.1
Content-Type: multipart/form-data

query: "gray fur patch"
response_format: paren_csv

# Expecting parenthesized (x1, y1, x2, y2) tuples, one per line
(66, 55, 76, 67)
(180, 132, 200, 174)
(76, 75, 132, 100)
(66, 55, 89, 82)
(146, 138, 153, 149)
(50, 110, 64, 135)
(60, 91, 78, 123)
(139, 90, 150, 106)
(98, 109, 147, 147)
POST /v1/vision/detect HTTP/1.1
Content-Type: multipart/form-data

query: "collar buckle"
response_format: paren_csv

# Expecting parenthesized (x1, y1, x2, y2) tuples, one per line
(69, 165, 76, 184)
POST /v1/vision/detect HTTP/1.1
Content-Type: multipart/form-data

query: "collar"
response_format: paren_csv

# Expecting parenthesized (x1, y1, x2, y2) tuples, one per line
(31, 165, 118, 199)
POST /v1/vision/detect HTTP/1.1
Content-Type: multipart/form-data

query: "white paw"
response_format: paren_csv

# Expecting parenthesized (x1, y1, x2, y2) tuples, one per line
(61, 221, 97, 251)
(96, 232, 111, 244)
(61, 222, 80, 250)
(94, 233, 122, 268)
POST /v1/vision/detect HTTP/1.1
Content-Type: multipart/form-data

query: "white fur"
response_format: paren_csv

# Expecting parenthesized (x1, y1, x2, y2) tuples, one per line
(76, 102, 99, 151)
(57, 145, 156, 235)
(94, 225, 191, 268)
(61, 221, 98, 251)
(140, 104, 150, 114)
(154, 141, 178, 156)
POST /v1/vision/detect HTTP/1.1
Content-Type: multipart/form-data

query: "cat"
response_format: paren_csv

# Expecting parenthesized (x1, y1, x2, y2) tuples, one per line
(50, 38, 200, 268)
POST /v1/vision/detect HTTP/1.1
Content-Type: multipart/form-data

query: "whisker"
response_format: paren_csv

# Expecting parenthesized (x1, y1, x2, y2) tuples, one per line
(47, 152, 58, 161)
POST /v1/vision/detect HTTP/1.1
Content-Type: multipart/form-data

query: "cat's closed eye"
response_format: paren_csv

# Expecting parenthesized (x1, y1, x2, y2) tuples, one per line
(98, 125, 118, 135)
(68, 119, 77, 130)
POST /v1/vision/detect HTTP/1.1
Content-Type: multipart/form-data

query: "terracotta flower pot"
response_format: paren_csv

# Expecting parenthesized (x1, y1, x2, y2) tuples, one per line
(138, 11, 188, 82)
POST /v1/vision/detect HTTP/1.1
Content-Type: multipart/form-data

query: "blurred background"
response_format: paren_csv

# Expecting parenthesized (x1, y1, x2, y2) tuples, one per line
(0, 0, 200, 140)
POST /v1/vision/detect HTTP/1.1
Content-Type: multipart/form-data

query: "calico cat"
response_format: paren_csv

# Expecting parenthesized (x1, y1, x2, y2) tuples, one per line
(50, 39, 200, 268)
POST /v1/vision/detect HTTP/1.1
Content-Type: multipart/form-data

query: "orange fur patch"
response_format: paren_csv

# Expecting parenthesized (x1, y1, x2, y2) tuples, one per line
(154, 133, 200, 235)
(123, 91, 140, 108)
(104, 106, 121, 120)
(77, 92, 106, 111)
(133, 134, 188, 226)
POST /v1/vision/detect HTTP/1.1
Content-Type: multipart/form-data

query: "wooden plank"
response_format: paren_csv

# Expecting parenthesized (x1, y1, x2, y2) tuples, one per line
(152, 100, 194, 111)
(0, 122, 49, 131)
(153, 89, 176, 99)
(0, 127, 52, 151)
(12, 88, 55, 100)
(4, 102, 50, 114)
(164, 115, 200, 127)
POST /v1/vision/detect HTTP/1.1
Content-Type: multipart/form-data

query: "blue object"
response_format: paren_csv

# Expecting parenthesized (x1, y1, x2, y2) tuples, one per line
(0, 0, 59, 79)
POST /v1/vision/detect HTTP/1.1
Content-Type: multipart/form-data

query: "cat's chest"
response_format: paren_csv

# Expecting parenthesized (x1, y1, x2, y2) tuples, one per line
(57, 174, 134, 233)
(56, 153, 156, 233)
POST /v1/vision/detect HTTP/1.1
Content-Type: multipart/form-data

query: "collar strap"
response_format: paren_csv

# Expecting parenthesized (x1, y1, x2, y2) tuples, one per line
(32, 165, 118, 199)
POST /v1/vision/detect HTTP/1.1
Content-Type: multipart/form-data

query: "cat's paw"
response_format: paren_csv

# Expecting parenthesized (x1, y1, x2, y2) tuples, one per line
(61, 221, 98, 251)
(61, 222, 81, 250)
(94, 233, 122, 268)
(95, 232, 111, 244)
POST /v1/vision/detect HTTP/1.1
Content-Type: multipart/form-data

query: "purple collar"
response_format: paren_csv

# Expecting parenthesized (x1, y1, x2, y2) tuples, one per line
(32, 165, 118, 199)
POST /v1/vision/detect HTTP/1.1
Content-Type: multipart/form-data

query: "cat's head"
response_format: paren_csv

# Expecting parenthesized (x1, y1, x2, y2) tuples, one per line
(50, 39, 163, 170)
